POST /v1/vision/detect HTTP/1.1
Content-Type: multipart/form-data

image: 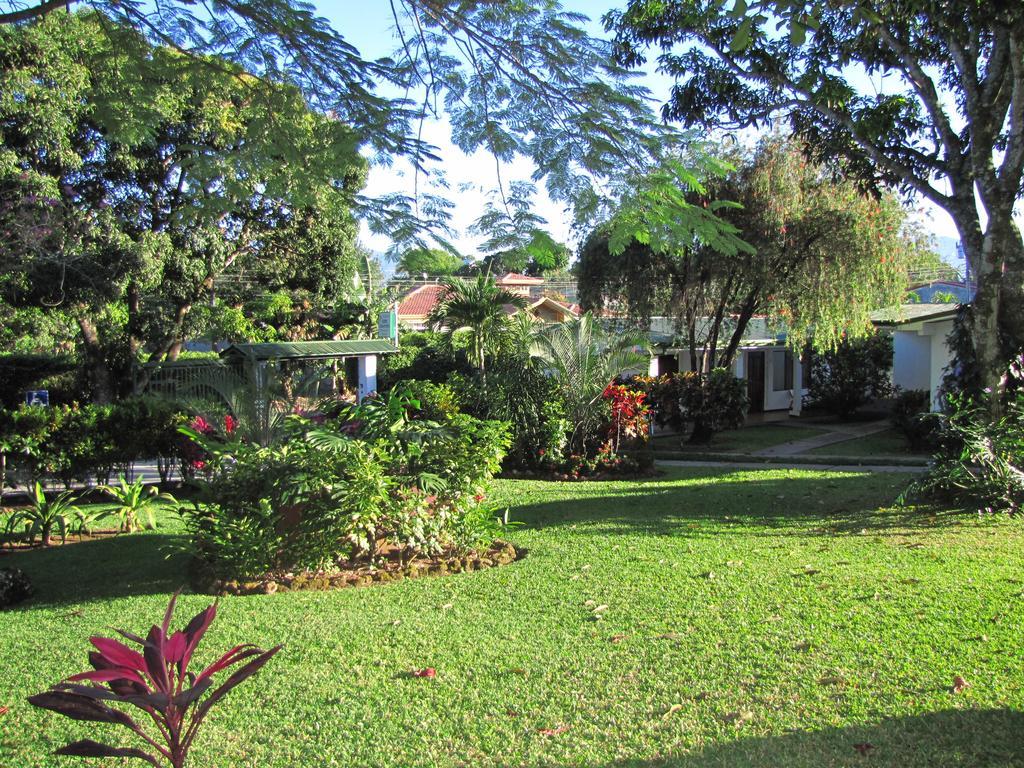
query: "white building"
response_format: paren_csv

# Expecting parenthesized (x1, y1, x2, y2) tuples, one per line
(872, 304, 959, 410)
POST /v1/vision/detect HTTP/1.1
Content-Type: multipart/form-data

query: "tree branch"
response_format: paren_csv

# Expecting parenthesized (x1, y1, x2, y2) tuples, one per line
(0, 0, 72, 25)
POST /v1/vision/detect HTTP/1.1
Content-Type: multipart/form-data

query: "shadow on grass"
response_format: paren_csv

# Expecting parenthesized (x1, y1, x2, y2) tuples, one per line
(0, 531, 188, 608)
(508, 469, 963, 538)
(529, 708, 1024, 768)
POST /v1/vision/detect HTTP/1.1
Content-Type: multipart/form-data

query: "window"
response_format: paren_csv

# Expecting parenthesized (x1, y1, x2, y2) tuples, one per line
(772, 350, 794, 391)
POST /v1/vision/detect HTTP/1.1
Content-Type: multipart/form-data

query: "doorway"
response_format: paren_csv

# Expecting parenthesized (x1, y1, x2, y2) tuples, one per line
(746, 351, 765, 413)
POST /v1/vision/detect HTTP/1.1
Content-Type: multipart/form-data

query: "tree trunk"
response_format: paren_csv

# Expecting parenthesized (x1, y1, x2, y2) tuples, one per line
(956, 209, 1024, 418)
(77, 315, 115, 404)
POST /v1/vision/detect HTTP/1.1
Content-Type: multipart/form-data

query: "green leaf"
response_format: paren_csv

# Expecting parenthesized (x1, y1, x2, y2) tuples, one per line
(731, 18, 754, 52)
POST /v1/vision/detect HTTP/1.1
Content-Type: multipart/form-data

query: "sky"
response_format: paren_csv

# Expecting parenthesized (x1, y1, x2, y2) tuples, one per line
(311, 0, 969, 266)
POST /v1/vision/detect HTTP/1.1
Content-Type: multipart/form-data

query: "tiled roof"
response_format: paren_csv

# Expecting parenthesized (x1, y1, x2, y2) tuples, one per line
(398, 284, 446, 317)
(496, 272, 544, 285)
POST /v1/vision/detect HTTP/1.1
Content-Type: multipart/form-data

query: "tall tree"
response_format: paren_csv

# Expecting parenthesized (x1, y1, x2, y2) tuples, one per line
(578, 137, 923, 368)
(397, 248, 465, 277)
(0, 13, 365, 400)
(607, 0, 1024, 411)
(0, 1, 703, 255)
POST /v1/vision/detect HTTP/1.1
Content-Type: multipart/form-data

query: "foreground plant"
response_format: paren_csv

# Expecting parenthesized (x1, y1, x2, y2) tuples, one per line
(28, 594, 281, 767)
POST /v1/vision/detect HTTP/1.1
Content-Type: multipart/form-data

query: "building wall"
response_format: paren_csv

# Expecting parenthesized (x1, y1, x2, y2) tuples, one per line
(892, 331, 932, 392)
(927, 319, 954, 410)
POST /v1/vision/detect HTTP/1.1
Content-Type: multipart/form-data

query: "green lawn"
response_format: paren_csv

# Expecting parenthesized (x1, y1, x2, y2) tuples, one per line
(807, 429, 930, 458)
(652, 424, 827, 454)
(2, 469, 1022, 767)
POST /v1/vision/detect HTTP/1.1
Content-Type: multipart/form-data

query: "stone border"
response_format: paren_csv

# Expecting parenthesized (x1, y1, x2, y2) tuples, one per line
(197, 540, 522, 596)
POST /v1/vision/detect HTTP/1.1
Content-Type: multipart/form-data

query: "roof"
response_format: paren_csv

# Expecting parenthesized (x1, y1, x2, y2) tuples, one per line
(398, 284, 446, 317)
(221, 340, 399, 360)
(527, 296, 579, 317)
(496, 272, 544, 285)
(870, 303, 961, 326)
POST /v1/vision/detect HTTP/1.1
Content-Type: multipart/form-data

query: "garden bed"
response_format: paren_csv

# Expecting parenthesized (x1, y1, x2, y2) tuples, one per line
(193, 539, 523, 596)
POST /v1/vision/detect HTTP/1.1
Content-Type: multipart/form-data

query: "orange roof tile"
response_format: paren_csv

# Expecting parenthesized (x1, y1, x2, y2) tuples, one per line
(496, 272, 544, 285)
(398, 284, 446, 317)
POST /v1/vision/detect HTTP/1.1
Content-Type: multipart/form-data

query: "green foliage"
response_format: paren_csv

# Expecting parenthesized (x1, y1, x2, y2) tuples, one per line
(182, 398, 510, 579)
(907, 359, 1024, 513)
(891, 389, 941, 452)
(579, 137, 915, 364)
(0, 12, 365, 400)
(397, 248, 464, 277)
(0, 354, 78, 408)
(0, 398, 187, 489)
(377, 331, 472, 391)
(607, 0, 1024, 413)
(531, 314, 649, 454)
(96, 474, 176, 532)
(453, 357, 571, 472)
(635, 369, 748, 444)
(428, 275, 528, 373)
(4, 482, 80, 546)
(809, 334, 894, 419)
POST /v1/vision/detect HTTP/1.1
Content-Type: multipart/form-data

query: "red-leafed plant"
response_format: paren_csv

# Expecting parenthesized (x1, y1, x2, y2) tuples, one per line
(28, 593, 281, 767)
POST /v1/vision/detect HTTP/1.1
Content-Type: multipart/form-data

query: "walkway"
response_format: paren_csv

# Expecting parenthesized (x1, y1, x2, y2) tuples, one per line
(751, 419, 891, 457)
(658, 459, 926, 474)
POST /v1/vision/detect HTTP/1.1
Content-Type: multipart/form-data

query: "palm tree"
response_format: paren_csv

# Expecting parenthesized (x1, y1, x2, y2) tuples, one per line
(428, 274, 528, 377)
(531, 313, 649, 453)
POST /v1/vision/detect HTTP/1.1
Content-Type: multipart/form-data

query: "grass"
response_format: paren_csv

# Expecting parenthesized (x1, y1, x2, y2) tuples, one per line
(651, 424, 827, 454)
(808, 429, 931, 458)
(2, 468, 1023, 767)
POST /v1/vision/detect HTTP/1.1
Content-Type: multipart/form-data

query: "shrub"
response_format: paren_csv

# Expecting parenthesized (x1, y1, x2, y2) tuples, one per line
(28, 594, 280, 768)
(452, 359, 570, 471)
(636, 369, 748, 444)
(891, 389, 941, 451)
(181, 396, 511, 580)
(809, 334, 893, 418)
(0, 567, 33, 608)
(377, 331, 471, 390)
(0, 399, 188, 489)
(907, 357, 1024, 513)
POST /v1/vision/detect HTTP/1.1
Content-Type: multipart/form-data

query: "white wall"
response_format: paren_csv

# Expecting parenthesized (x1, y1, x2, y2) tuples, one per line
(892, 331, 932, 391)
(927, 319, 954, 410)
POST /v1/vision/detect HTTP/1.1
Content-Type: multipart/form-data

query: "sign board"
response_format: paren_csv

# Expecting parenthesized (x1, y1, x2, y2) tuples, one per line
(25, 389, 49, 407)
(377, 310, 398, 342)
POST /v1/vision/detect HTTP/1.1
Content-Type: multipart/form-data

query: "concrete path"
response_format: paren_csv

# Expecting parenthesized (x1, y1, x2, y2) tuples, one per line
(752, 419, 891, 457)
(658, 459, 926, 474)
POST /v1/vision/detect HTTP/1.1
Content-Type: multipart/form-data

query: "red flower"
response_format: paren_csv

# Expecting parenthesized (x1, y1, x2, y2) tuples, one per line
(224, 414, 237, 435)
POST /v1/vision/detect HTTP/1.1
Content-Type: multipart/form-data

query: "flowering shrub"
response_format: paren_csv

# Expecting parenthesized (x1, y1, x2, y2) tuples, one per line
(28, 594, 280, 768)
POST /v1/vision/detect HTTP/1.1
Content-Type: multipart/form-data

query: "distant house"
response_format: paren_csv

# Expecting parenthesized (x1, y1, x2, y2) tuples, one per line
(907, 279, 973, 304)
(646, 317, 811, 415)
(396, 273, 578, 330)
(397, 284, 448, 330)
(872, 303, 960, 410)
